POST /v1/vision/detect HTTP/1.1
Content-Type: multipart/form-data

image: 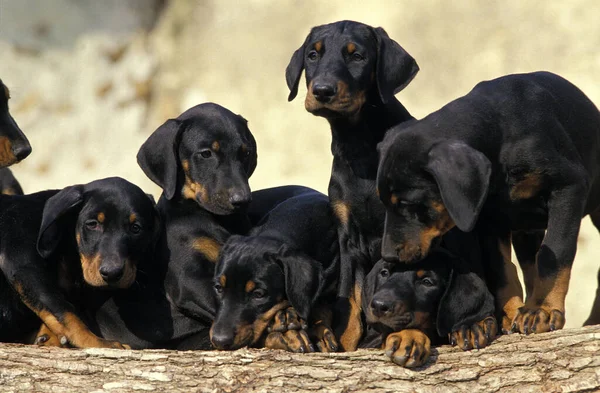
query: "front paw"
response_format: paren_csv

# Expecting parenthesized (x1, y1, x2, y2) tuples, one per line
(511, 306, 565, 334)
(449, 316, 498, 350)
(33, 323, 69, 348)
(264, 330, 314, 353)
(268, 306, 307, 333)
(310, 322, 339, 353)
(384, 329, 431, 368)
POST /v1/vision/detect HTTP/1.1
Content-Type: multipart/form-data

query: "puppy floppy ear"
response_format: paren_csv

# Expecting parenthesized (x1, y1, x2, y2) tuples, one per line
(436, 267, 495, 336)
(137, 119, 185, 200)
(238, 115, 258, 178)
(426, 141, 491, 232)
(361, 259, 385, 312)
(371, 27, 419, 103)
(272, 246, 323, 321)
(285, 34, 310, 102)
(37, 185, 84, 258)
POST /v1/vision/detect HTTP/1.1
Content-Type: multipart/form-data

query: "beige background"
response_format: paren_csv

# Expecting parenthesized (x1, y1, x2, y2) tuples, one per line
(0, 0, 598, 327)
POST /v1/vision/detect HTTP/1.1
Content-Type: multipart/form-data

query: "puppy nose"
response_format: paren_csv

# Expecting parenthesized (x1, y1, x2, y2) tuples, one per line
(12, 143, 31, 161)
(229, 192, 251, 208)
(211, 332, 234, 350)
(99, 264, 124, 283)
(371, 298, 393, 318)
(312, 83, 337, 102)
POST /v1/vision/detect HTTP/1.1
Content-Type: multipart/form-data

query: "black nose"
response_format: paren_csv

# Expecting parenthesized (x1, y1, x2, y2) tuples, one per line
(312, 83, 337, 102)
(12, 143, 31, 161)
(371, 298, 393, 318)
(99, 264, 124, 283)
(229, 192, 251, 208)
(211, 332, 234, 350)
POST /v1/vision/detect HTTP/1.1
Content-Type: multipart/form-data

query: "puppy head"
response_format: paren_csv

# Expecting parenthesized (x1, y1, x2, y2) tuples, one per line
(362, 256, 450, 337)
(363, 249, 495, 337)
(377, 129, 491, 262)
(0, 79, 32, 167)
(286, 20, 418, 118)
(137, 103, 257, 215)
(210, 236, 322, 350)
(0, 167, 23, 195)
(37, 177, 160, 289)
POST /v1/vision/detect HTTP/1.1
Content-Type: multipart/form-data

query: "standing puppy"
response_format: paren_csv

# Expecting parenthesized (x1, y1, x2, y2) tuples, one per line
(0, 79, 32, 167)
(377, 71, 600, 334)
(286, 20, 419, 350)
(137, 103, 257, 341)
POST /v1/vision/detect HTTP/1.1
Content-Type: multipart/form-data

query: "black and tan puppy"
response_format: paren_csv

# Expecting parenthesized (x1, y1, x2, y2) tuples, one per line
(0, 79, 32, 167)
(137, 103, 257, 338)
(211, 190, 340, 353)
(377, 71, 600, 334)
(0, 177, 159, 348)
(362, 250, 496, 368)
(286, 20, 419, 351)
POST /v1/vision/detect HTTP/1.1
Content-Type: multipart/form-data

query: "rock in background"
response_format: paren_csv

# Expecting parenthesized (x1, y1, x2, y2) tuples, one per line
(0, 0, 599, 327)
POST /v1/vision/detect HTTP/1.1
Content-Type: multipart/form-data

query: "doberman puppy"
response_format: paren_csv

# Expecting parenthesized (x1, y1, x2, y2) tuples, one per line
(0, 78, 32, 167)
(286, 20, 419, 351)
(0, 177, 159, 348)
(211, 190, 340, 353)
(362, 252, 496, 367)
(137, 103, 258, 344)
(377, 71, 600, 334)
(0, 168, 24, 195)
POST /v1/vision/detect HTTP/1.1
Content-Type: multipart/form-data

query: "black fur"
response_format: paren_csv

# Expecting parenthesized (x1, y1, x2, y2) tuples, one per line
(377, 71, 600, 333)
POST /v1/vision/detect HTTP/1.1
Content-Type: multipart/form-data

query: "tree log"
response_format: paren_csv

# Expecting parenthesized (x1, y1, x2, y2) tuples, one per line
(1, 325, 599, 393)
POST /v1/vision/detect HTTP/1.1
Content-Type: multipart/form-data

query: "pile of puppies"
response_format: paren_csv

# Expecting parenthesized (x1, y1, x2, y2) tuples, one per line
(1, 20, 600, 369)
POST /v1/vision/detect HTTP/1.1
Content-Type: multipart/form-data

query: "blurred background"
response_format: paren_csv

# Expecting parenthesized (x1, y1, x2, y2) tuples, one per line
(0, 0, 598, 328)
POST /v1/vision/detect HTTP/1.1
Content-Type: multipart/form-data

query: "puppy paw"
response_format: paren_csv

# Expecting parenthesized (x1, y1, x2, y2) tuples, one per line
(511, 306, 565, 334)
(33, 323, 69, 348)
(449, 316, 498, 350)
(384, 329, 431, 368)
(268, 306, 307, 333)
(264, 330, 314, 353)
(310, 321, 339, 353)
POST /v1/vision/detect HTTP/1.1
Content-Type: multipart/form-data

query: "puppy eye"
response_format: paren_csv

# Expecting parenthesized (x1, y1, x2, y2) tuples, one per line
(380, 268, 390, 278)
(421, 278, 435, 287)
(85, 220, 99, 230)
(307, 50, 318, 61)
(130, 223, 142, 234)
(214, 284, 223, 294)
(351, 52, 364, 61)
(252, 289, 266, 299)
(200, 150, 212, 159)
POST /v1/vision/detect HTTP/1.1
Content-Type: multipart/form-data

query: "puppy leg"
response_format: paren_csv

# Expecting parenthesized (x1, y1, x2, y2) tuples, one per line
(513, 184, 585, 334)
(482, 232, 525, 334)
(384, 329, 431, 368)
(512, 230, 544, 300)
(8, 262, 130, 349)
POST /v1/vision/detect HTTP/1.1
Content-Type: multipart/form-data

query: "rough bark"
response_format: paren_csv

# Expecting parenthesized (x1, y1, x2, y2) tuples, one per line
(1, 325, 599, 393)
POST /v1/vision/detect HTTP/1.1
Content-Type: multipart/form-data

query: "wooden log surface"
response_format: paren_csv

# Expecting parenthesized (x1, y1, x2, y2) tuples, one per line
(1, 325, 599, 393)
